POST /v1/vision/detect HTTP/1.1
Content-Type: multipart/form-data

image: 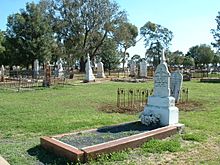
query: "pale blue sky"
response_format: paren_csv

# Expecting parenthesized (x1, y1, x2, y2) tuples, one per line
(0, 0, 219, 57)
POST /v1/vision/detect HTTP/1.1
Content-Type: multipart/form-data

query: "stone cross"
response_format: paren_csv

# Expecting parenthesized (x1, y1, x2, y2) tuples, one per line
(139, 60, 147, 78)
(85, 54, 95, 82)
(170, 70, 183, 103)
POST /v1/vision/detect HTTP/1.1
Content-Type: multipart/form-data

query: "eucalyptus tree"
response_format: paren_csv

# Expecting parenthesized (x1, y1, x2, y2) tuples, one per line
(98, 38, 120, 74)
(140, 21, 173, 67)
(211, 11, 220, 50)
(5, 2, 55, 68)
(114, 22, 138, 71)
(187, 44, 214, 68)
(0, 31, 6, 65)
(50, 0, 127, 71)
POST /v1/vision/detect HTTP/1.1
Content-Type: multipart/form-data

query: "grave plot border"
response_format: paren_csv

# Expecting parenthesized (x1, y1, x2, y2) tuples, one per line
(40, 121, 184, 163)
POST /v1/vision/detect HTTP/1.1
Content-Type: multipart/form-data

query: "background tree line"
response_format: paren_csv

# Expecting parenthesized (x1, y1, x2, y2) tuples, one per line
(0, 0, 220, 72)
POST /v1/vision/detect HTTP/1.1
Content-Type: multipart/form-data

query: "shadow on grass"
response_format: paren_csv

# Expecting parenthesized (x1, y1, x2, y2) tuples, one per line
(27, 145, 72, 165)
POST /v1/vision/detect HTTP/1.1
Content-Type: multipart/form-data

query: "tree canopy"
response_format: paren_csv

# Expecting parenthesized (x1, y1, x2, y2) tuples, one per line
(140, 21, 173, 67)
(5, 2, 55, 68)
(186, 44, 214, 67)
(211, 11, 220, 51)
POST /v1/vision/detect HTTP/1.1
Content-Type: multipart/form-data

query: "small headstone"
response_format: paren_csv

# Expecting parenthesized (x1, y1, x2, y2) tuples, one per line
(140, 50, 179, 126)
(96, 60, 105, 78)
(85, 55, 95, 82)
(130, 60, 136, 77)
(139, 60, 147, 78)
(57, 58, 64, 78)
(170, 70, 183, 103)
(33, 59, 39, 78)
(0, 65, 5, 82)
(43, 61, 51, 87)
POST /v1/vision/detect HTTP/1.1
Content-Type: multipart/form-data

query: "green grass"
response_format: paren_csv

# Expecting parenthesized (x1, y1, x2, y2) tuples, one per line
(0, 80, 220, 164)
(181, 133, 206, 142)
(142, 138, 181, 153)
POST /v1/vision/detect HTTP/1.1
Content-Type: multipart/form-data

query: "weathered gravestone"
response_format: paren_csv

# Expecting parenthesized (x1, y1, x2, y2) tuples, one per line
(1, 65, 5, 82)
(170, 70, 183, 103)
(139, 60, 147, 78)
(96, 60, 105, 78)
(57, 58, 64, 78)
(140, 51, 179, 126)
(43, 61, 51, 87)
(130, 60, 136, 77)
(33, 59, 39, 78)
(85, 54, 95, 82)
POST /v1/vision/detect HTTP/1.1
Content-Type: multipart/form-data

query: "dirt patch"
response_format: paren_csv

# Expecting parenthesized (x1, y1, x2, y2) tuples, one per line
(99, 101, 203, 114)
(176, 101, 204, 112)
(98, 104, 143, 115)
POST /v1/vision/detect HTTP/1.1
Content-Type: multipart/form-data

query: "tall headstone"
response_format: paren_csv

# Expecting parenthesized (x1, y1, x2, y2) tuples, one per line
(96, 60, 105, 78)
(34, 59, 39, 78)
(140, 50, 179, 126)
(43, 61, 51, 87)
(1, 65, 5, 82)
(85, 54, 95, 82)
(170, 70, 183, 103)
(139, 60, 147, 78)
(130, 60, 136, 77)
(57, 58, 64, 78)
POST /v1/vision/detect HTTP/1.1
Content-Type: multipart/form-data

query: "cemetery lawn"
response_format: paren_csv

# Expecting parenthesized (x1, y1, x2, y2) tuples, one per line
(0, 80, 220, 164)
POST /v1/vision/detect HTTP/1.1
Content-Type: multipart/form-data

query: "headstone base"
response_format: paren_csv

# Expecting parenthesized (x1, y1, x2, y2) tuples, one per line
(141, 96, 179, 126)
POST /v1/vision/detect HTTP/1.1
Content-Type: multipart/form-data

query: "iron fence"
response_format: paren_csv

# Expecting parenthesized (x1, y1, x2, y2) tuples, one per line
(117, 88, 189, 110)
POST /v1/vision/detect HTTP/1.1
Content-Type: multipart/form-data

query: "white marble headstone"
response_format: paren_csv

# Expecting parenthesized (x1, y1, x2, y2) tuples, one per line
(140, 50, 179, 126)
(96, 61, 105, 78)
(1, 65, 4, 76)
(85, 55, 95, 82)
(170, 70, 183, 103)
(139, 60, 147, 78)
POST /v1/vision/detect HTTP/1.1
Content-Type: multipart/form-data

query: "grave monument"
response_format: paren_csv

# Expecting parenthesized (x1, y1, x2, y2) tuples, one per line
(130, 60, 136, 77)
(170, 70, 183, 103)
(140, 50, 179, 126)
(139, 59, 147, 78)
(43, 61, 51, 87)
(57, 58, 64, 78)
(0, 65, 5, 82)
(96, 60, 105, 78)
(85, 54, 95, 82)
(33, 59, 39, 78)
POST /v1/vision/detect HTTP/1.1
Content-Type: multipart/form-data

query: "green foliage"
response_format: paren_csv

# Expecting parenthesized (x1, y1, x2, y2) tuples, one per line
(182, 133, 206, 142)
(99, 38, 121, 70)
(167, 50, 185, 67)
(211, 11, 220, 51)
(182, 56, 195, 67)
(186, 44, 214, 67)
(50, 0, 128, 71)
(142, 139, 181, 153)
(5, 2, 55, 67)
(114, 22, 138, 70)
(140, 21, 173, 67)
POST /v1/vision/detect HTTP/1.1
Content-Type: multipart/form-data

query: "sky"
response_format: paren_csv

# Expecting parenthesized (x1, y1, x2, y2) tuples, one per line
(0, 0, 219, 57)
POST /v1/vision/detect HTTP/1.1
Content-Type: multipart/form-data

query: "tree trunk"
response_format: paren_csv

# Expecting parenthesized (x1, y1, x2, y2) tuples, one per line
(79, 56, 85, 72)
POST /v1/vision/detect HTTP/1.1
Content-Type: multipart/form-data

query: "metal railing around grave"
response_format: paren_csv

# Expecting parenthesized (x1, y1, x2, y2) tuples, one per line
(117, 88, 189, 110)
(117, 88, 153, 109)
